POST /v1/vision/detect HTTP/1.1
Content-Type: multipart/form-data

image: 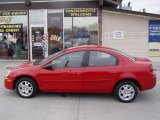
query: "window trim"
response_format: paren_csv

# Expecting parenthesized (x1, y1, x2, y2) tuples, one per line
(82, 50, 89, 67)
(86, 50, 119, 67)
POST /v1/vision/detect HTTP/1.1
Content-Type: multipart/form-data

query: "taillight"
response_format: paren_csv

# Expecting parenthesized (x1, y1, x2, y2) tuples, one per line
(149, 64, 153, 73)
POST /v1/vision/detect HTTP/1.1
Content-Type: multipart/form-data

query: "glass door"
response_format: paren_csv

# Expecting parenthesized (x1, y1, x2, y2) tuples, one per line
(29, 9, 48, 60)
(30, 25, 48, 60)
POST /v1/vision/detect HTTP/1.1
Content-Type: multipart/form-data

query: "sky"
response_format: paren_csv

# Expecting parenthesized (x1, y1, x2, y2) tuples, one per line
(122, 0, 160, 14)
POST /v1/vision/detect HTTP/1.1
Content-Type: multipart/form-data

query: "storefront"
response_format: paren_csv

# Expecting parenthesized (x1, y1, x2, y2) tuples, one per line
(0, 9, 99, 61)
(0, 0, 121, 61)
(29, 8, 99, 60)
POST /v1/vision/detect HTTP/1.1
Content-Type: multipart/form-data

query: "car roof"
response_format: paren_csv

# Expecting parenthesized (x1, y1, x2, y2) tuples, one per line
(66, 45, 111, 51)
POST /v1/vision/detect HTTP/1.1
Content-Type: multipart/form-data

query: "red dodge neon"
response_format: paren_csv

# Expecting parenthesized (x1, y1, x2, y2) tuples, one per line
(4, 45, 156, 102)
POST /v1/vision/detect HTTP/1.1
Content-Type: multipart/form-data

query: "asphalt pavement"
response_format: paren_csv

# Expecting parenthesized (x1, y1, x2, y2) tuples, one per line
(0, 62, 160, 120)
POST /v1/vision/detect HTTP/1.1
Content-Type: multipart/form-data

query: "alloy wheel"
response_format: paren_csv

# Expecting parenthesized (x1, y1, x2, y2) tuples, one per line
(18, 81, 34, 97)
(118, 84, 135, 101)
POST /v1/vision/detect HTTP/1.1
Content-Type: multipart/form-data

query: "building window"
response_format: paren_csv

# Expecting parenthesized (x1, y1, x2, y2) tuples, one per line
(63, 8, 98, 49)
(47, 9, 63, 55)
(0, 10, 28, 60)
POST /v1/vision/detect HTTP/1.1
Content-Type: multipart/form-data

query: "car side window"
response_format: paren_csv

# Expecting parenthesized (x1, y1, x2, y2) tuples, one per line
(88, 51, 117, 67)
(51, 51, 85, 68)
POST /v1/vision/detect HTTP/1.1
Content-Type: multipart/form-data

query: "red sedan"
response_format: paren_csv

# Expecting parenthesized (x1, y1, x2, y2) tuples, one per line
(4, 45, 156, 102)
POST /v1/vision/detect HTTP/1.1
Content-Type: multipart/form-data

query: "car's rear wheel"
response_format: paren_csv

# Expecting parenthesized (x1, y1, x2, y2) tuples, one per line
(114, 81, 138, 103)
(15, 77, 38, 98)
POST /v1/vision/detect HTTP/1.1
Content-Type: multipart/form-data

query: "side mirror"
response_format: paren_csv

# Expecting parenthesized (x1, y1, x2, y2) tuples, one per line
(43, 63, 53, 69)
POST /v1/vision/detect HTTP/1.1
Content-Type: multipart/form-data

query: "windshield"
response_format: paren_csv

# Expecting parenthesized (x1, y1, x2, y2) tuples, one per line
(33, 50, 65, 66)
(110, 48, 136, 61)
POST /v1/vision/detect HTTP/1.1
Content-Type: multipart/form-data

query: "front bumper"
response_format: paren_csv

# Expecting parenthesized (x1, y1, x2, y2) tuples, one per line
(4, 77, 14, 90)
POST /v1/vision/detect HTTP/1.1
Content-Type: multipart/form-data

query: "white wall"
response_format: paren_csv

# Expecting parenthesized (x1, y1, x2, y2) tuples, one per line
(102, 10, 160, 62)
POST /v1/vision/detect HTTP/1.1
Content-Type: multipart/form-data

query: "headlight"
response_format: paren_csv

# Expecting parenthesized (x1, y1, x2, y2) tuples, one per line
(6, 70, 11, 77)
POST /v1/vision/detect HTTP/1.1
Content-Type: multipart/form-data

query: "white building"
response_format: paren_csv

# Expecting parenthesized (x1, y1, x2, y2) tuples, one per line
(102, 8, 160, 62)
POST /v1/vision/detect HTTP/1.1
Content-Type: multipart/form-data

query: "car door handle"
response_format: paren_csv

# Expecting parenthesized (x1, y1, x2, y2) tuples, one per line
(73, 73, 80, 75)
(111, 72, 117, 74)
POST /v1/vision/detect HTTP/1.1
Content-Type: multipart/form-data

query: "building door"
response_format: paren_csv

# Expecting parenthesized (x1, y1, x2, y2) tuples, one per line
(30, 25, 48, 60)
(29, 9, 48, 60)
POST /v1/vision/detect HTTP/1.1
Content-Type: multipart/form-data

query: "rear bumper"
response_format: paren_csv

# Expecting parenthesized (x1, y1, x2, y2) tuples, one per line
(140, 72, 156, 91)
(4, 77, 14, 90)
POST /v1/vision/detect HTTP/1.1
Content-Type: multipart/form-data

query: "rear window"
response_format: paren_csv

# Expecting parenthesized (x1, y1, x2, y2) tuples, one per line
(88, 51, 118, 67)
(110, 48, 136, 61)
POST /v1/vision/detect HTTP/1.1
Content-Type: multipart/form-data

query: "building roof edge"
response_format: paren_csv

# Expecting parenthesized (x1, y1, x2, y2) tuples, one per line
(103, 7, 160, 18)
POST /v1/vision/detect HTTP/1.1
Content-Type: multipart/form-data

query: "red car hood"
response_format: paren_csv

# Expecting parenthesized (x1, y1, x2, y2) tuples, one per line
(12, 61, 34, 69)
(135, 57, 151, 62)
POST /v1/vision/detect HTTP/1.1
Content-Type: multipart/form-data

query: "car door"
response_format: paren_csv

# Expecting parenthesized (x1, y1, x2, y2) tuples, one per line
(83, 50, 122, 92)
(39, 51, 85, 92)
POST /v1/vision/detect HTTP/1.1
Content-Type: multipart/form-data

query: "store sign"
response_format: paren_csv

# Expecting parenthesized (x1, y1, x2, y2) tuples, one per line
(7, 36, 17, 44)
(0, 24, 23, 33)
(0, 11, 27, 16)
(64, 8, 97, 17)
(113, 31, 124, 39)
(0, 16, 12, 23)
(34, 42, 43, 47)
(50, 35, 61, 42)
(149, 20, 160, 56)
(104, 32, 111, 40)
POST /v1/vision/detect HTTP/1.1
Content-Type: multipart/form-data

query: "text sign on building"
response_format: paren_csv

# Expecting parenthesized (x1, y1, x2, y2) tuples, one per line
(0, 11, 27, 16)
(64, 8, 97, 17)
(0, 24, 23, 33)
(113, 31, 124, 39)
(0, 16, 12, 23)
(149, 20, 160, 56)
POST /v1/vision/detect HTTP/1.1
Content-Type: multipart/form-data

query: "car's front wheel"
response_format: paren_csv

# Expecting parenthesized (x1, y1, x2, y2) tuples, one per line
(15, 77, 38, 98)
(114, 81, 138, 103)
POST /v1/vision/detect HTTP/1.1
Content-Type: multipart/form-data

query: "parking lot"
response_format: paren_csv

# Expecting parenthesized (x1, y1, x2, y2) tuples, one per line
(0, 62, 160, 120)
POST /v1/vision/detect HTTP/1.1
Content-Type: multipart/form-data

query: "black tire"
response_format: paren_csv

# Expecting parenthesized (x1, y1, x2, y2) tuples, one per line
(114, 81, 138, 103)
(15, 77, 38, 98)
